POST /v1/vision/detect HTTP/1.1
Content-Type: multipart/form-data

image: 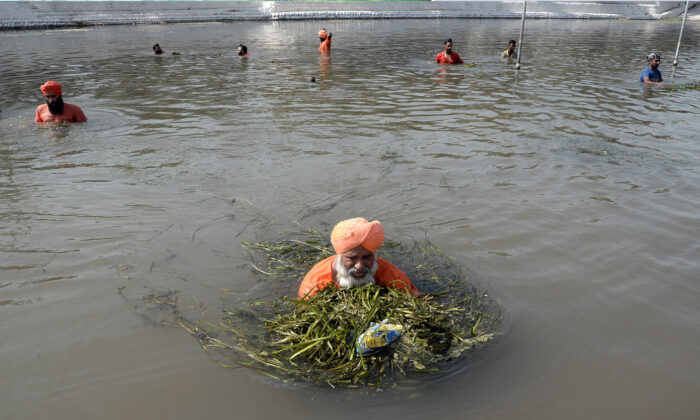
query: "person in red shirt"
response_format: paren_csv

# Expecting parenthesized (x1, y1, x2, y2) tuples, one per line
(35, 81, 87, 124)
(238, 44, 249, 57)
(298, 218, 420, 299)
(318, 28, 332, 53)
(435, 38, 464, 65)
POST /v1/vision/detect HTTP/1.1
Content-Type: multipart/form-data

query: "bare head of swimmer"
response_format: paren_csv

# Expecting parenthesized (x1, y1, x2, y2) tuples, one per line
(153, 44, 163, 55)
(444, 38, 453, 54)
(238, 44, 247, 56)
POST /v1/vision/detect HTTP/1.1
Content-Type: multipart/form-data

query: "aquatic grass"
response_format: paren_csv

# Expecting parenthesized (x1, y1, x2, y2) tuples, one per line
(665, 82, 700, 92)
(214, 284, 495, 388)
(191, 227, 499, 388)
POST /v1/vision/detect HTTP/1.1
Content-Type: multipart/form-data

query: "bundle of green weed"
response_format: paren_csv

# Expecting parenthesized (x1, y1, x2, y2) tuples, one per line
(201, 228, 498, 388)
(251, 284, 493, 387)
(665, 82, 700, 92)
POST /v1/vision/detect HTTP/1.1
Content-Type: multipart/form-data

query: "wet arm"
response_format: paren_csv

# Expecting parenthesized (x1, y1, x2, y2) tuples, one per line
(643, 76, 664, 86)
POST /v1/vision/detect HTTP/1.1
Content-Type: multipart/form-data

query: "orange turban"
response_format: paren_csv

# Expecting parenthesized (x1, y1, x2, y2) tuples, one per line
(318, 29, 328, 39)
(40, 81, 62, 97)
(331, 218, 384, 254)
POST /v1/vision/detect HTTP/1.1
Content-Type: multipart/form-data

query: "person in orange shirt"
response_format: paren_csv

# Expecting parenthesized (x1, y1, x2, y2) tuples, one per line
(298, 218, 420, 299)
(238, 44, 249, 57)
(318, 28, 332, 53)
(35, 81, 87, 124)
(435, 38, 464, 65)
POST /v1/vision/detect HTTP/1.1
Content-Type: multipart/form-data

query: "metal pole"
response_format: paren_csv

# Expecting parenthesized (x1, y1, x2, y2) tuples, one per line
(672, 0, 690, 66)
(515, 1, 527, 70)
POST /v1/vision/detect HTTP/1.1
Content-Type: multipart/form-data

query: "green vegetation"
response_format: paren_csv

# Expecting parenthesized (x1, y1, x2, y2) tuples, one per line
(176, 226, 499, 388)
(665, 82, 700, 92)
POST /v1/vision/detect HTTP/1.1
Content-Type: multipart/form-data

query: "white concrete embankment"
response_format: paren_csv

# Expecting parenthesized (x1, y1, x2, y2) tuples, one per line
(1, 1, 698, 31)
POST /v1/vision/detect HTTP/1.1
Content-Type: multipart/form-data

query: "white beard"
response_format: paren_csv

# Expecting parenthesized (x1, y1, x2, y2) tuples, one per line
(334, 255, 378, 290)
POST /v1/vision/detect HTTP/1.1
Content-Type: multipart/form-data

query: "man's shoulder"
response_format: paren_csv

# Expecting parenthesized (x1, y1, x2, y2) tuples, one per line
(63, 102, 84, 112)
(640, 67, 661, 82)
(64, 102, 87, 121)
(299, 255, 335, 298)
(375, 257, 405, 273)
(306, 255, 336, 276)
(35, 104, 48, 121)
(376, 256, 395, 266)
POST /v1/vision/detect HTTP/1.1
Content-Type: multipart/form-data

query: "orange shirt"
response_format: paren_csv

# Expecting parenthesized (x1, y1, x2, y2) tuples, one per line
(436, 51, 464, 65)
(298, 255, 420, 299)
(35, 103, 87, 123)
(319, 38, 331, 53)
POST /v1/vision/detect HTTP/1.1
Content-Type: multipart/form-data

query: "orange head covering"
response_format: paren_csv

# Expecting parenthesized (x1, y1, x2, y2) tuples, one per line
(40, 81, 62, 97)
(318, 29, 328, 40)
(331, 218, 384, 254)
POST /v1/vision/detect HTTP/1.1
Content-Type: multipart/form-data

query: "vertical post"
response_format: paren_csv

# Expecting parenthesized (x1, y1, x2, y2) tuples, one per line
(672, 0, 690, 66)
(515, 1, 527, 70)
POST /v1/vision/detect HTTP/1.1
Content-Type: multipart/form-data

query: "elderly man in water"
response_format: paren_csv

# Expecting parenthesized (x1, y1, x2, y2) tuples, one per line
(35, 81, 87, 124)
(298, 218, 420, 299)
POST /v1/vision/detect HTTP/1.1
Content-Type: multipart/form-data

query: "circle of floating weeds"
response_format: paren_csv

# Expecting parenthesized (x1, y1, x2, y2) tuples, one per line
(193, 225, 500, 389)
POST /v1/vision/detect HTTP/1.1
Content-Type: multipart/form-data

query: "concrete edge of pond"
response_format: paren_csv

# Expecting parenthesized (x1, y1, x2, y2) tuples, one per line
(1, 1, 699, 31)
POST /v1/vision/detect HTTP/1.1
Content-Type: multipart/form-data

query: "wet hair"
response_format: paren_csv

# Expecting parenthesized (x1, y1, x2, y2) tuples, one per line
(508, 40, 517, 46)
(647, 52, 660, 61)
(152, 43, 160, 51)
(238, 44, 247, 55)
(444, 38, 453, 45)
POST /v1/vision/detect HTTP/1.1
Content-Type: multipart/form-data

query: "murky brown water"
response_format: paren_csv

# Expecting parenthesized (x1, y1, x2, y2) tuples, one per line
(1, 18, 699, 419)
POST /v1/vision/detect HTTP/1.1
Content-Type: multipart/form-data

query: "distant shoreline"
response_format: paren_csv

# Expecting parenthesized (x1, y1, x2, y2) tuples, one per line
(1, 1, 698, 31)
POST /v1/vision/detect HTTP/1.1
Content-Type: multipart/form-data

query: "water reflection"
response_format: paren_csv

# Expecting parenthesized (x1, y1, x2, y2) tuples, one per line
(319, 54, 331, 89)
